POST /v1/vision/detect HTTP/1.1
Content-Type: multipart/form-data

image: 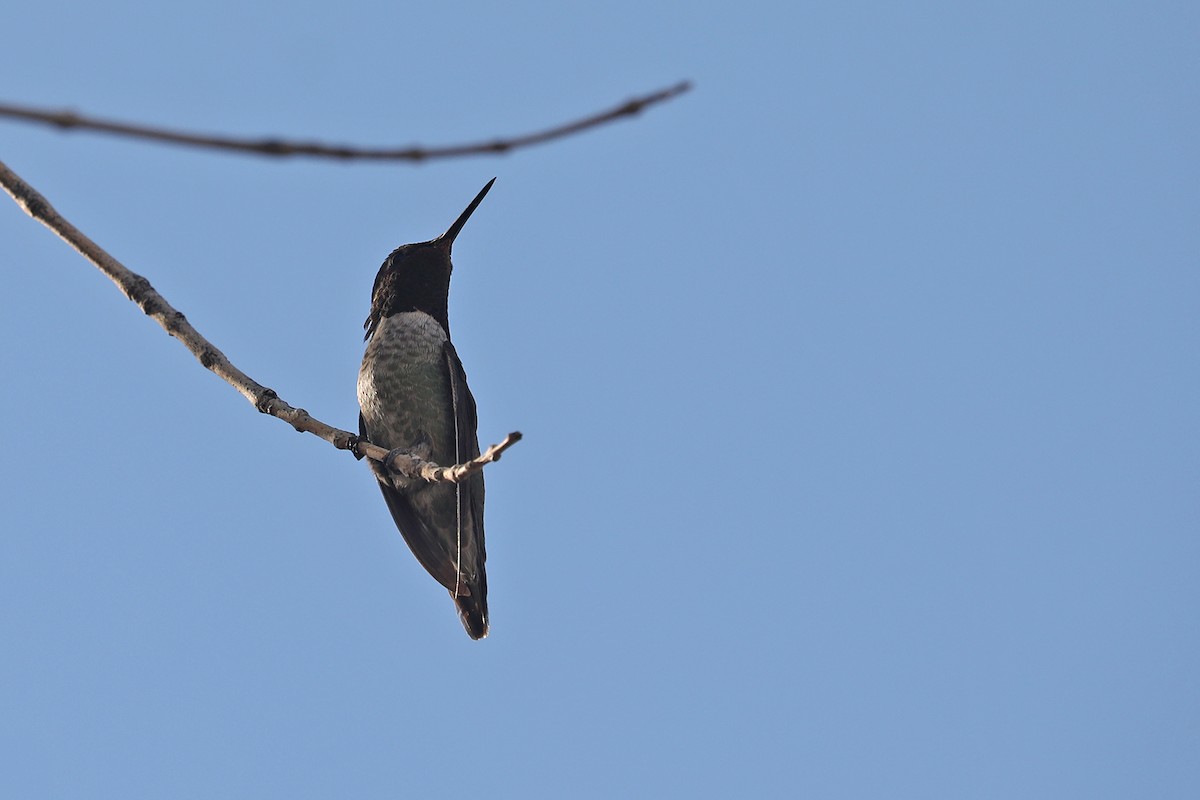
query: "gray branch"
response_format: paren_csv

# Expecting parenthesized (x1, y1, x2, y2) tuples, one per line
(0, 81, 691, 162)
(0, 159, 520, 481)
(382, 432, 523, 484)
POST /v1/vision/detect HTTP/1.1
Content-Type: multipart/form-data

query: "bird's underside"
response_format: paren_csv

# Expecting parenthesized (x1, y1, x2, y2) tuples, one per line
(358, 312, 488, 639)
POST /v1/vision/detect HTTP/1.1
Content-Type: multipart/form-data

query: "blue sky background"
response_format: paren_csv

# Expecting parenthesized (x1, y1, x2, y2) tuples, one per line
(1, 2, 1196, 798)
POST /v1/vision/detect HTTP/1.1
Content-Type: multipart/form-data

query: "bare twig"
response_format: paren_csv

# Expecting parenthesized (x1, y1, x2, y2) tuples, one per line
(0, 159, 519, 482)
(0, 81, 691, 162)
(378, 432, 523, 484)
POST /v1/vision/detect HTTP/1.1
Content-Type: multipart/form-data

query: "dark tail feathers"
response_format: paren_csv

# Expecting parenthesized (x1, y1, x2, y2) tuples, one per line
(455, 593, 489, 640)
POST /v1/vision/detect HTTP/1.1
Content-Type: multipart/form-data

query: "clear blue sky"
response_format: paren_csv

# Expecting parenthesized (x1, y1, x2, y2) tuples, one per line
(1, 2, 1196, 798)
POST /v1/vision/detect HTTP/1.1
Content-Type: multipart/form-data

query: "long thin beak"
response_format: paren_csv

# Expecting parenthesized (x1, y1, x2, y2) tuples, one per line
(434, 178, 496, 252)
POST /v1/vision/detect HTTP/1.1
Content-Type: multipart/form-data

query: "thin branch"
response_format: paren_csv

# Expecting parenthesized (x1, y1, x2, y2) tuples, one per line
(0, 81, 691, 162)
(0, 159, 519, 482)
(379, 432, 523, 485)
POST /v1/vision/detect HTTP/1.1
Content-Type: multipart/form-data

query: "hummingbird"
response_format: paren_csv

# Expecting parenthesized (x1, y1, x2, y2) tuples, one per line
(357, 179, 495, 639)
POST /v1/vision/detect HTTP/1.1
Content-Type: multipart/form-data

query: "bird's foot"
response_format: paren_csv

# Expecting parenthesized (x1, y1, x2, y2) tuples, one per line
(382, 443, 432, 489)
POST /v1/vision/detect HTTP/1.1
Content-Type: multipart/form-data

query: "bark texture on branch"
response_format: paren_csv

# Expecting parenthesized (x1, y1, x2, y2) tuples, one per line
(0, 159, 520, 482)
(0, 82, 690, 162)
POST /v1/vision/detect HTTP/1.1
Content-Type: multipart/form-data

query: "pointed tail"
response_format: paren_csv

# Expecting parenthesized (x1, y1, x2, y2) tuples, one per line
(454, 591, 489, 640)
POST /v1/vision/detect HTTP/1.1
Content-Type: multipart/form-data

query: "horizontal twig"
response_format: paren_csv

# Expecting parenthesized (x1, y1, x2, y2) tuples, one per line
(0, 81, 691, 162)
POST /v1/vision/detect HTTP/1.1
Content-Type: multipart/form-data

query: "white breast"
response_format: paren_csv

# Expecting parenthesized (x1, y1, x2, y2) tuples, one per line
(357, 311, 451, 456)
(363, 311, 447, 365)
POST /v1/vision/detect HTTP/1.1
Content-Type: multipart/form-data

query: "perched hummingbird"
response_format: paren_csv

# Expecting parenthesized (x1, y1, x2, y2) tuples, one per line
(357, 179, 495, 639)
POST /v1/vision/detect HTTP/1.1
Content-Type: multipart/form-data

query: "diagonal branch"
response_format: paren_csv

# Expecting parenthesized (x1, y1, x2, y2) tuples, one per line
(382, 432, 523, 485)
(0, 159, 519, 482)
(0, 81, 691, 162)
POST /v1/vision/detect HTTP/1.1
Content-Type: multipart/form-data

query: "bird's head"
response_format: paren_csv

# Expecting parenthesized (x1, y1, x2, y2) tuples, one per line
(365, 178, 495, 339)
